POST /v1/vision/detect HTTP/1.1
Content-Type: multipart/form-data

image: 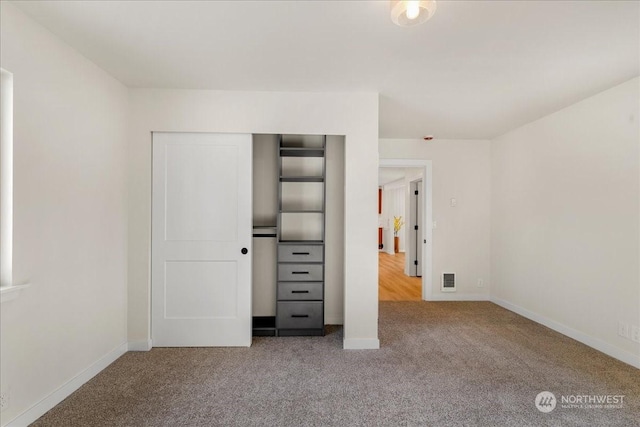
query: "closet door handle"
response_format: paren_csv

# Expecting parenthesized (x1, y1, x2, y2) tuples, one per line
(292, 271, 309, 275)
(291, 314, 309, 318)
(291, 290, 309, 294)
(292, 252, 310, 255)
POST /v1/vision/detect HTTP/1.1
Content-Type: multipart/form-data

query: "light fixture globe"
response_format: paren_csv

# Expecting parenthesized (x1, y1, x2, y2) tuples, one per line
(390, 0, 437, 27)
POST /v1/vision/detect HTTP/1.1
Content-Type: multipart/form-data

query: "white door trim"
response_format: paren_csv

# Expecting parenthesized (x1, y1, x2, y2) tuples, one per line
(378, 159, 433, 301)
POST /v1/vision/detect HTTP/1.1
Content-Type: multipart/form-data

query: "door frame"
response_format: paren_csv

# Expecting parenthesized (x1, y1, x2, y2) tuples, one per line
(378, 159, 433, 301)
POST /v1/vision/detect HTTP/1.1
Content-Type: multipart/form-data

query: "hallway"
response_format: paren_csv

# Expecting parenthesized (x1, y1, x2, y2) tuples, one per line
(378, 252, 422, 301)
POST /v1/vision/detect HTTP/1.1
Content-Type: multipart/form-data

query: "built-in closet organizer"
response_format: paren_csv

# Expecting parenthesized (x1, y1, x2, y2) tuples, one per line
(276, 135, 326, 336)
(252, 134, 326, 337)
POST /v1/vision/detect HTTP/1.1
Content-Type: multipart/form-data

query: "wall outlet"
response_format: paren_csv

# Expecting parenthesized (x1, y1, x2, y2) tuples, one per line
(618, 321, 630, 339)
(631, 326, 640, 343)
(477, 278, 484, 287)
(0, 391, 9, 412)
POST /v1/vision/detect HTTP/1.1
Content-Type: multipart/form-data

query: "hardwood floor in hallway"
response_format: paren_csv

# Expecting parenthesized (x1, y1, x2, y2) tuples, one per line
(378, 252, 422, 301)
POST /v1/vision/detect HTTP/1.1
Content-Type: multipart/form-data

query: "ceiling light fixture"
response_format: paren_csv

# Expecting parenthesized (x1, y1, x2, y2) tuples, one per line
(390, 0, 437, 27)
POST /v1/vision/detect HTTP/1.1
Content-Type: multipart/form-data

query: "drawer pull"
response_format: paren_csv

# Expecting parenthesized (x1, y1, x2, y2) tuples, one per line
(292, 271, 309, 275)
(291, 314, 309, 318)
(291, 290, 309, 294)
(292, 252, 310, 255)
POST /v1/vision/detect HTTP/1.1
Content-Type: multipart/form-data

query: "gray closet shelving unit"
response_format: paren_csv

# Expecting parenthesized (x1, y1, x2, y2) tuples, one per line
(275, 135, 326, 336)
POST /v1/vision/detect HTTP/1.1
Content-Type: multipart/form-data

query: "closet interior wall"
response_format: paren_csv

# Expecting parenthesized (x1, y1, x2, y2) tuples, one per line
(252, 134, 279, 317)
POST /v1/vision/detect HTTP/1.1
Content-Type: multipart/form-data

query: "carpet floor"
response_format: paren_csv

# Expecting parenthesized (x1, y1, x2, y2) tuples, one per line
(32, 302, 639, 426)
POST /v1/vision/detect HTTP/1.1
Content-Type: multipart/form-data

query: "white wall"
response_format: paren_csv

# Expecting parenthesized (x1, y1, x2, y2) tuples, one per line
(491, 77, 640, 367)
(379, 139, 491, 300)
(128, 90, 378, 349)
(0, 3, 129, 425)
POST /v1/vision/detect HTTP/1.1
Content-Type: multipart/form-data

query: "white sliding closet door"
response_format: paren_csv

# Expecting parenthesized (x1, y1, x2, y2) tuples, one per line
(152, 132, 252, 347)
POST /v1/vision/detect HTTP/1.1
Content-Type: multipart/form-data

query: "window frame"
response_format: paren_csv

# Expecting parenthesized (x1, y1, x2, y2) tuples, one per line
(0, 67, 28, 302)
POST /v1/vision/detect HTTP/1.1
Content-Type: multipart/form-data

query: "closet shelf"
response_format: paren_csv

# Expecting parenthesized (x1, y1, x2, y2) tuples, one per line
(277, 240, 324, 245)
(280, 148, 325, 157)
(279, 176, 324, 183)
(279, 209, 324, 214)
(252, 225, 277, 238)
(252, 316, 277, 336)
(278, 239, 324, 244)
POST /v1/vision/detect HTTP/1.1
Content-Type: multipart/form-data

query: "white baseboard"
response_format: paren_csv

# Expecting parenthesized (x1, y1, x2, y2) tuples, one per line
(426, 293, 489, 301)
(128, 339, 152, 351)
(491, 297, 640, 369)
(6, 342, 127, 427)
(343, 337, 380, 350)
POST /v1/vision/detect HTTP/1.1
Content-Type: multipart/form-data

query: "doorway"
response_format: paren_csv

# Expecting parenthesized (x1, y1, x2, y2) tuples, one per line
(378, 160, 433, 301)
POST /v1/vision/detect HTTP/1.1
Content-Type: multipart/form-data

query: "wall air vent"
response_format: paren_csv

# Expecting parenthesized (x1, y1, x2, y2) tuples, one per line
(441, 272, 456, 292)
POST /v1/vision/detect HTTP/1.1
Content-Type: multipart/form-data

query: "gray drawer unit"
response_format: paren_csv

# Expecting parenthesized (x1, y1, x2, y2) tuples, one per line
(277, 282, 323, 301)
(276, 302, 323, 329)
(278, 263, 323, 282)
(278, 244, 323, 263)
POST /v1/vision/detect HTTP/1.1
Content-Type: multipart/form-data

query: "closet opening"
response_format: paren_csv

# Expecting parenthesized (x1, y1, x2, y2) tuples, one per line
(252, 134, 345, 338)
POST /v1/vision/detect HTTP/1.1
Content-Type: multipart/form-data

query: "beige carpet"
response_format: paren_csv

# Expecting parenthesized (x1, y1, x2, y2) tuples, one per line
(32, 302, 639, 426)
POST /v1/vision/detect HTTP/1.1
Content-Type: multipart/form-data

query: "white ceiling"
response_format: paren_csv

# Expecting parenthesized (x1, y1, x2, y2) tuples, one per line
(11, 0, 640, 139)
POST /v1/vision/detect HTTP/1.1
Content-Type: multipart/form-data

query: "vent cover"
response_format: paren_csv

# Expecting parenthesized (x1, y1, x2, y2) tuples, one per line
(441, 272, 456, 292)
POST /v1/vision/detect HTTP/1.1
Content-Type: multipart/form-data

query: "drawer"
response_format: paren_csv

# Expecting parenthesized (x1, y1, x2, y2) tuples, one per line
(278, 263, 323, 281)
(277, 302, 323, 329)
(278, 244, 323, 263)
(277, 282, 323, 301)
